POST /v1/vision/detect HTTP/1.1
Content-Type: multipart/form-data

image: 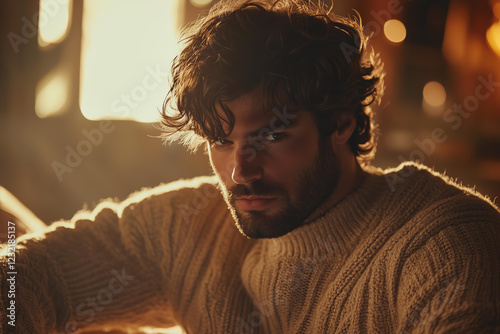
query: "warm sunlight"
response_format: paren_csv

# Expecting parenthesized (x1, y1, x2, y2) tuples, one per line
(79, 0, 183, 123)
(38, 0, 72, 47)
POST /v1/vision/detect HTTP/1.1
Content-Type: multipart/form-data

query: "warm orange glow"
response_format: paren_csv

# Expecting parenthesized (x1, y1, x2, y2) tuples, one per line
(442, 0, 468, 64)
(477, 160, 500, 181)
(384, 130, 414, 151)
(486, 21, 500, 58)
(383, 19, 406, 44)
(38, 0, 72, 47)
(80, 0, 183, 123)
(493, 2, 500, 18)
(423, 81, 447, 116)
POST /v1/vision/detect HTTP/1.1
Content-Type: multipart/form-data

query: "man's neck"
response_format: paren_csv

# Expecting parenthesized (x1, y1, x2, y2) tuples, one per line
(304, 153, 367, 225)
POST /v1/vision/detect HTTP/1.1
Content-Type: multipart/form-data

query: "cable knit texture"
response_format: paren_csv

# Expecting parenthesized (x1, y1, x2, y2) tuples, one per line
(1, 162, 499, 333)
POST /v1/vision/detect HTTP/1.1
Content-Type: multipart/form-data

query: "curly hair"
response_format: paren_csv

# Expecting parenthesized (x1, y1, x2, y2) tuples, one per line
(160, 0, 384, 162)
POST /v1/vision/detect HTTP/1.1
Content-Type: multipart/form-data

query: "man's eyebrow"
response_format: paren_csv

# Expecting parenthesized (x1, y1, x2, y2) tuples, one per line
(244, 112, 299, 139)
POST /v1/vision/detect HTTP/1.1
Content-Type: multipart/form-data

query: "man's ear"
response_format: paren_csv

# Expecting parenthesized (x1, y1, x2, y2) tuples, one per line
(330, 115, 356, 145)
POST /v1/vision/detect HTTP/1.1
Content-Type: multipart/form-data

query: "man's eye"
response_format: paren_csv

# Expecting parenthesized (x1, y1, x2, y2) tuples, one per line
(212, 138, 231, 147)
(261, 132, 287, 143)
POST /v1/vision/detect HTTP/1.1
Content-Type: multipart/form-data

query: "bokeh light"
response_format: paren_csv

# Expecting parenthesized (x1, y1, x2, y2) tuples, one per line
(486, 21, 500, 58)
(383, 19, 407, 44)
(35, 71, 69, 118)
(423, 81, 447, 108)
(38, 0, 71, 47)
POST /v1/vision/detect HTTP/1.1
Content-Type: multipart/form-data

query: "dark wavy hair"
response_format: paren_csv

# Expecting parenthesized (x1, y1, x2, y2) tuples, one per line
(160, 0, 384, 162)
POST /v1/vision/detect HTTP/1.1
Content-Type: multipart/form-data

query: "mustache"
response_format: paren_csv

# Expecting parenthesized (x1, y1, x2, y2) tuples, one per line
(228, 181, 284, 200)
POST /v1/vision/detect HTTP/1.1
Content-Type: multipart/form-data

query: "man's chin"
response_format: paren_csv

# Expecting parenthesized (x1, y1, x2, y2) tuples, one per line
(231, 209, 301, 239)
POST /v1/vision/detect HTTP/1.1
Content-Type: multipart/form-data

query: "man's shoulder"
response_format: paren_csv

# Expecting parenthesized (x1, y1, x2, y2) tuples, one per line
(365, 163, 500, 290)
(110, 175, 225, 223)
(122, 175, 220, 206)
(375, 161, 500, 257)
(378, 161, 499, 215)
(55, 175, 225, 235)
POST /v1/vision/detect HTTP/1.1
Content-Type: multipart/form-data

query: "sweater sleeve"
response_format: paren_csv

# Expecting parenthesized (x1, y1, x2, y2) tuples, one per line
(395, 194, 500, 334)
(0, 179, 211, 334)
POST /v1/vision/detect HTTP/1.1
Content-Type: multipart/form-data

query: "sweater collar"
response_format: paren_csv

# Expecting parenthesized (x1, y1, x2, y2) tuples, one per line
(262, 168, 389, 259)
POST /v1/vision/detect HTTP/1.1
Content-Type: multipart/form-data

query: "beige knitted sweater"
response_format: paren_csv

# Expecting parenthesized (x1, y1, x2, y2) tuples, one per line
(1, 162, 499, 333)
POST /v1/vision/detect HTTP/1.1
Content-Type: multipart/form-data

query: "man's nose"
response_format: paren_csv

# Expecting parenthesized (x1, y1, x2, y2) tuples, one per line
(231, 145, 263, 184)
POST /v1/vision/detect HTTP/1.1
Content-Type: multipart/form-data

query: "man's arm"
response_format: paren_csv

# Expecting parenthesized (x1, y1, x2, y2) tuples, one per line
(0, 181, 201, 333)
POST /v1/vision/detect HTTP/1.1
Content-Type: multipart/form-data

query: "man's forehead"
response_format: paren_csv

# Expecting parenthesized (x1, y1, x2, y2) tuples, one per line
(218, 85, 297, 124)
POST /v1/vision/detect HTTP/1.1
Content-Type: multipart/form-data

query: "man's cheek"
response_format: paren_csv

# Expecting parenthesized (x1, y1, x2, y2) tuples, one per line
(211, 159, 235, 189)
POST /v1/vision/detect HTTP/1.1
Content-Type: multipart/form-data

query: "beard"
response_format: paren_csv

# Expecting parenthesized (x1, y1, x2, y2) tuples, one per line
(218, 138, 340, 239)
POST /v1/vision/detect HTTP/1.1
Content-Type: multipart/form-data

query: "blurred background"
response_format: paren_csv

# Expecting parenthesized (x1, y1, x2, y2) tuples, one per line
(1, 0, 500, 227)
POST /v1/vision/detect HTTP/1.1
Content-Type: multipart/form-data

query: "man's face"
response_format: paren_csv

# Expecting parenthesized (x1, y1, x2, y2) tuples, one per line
(207, 86, 340, 239)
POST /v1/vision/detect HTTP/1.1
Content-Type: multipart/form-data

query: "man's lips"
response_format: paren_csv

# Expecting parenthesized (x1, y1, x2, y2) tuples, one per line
(234, 196, 276, 211)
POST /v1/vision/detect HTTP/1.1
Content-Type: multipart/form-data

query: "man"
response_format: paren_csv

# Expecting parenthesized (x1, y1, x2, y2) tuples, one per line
(1, 0, 499, 333)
